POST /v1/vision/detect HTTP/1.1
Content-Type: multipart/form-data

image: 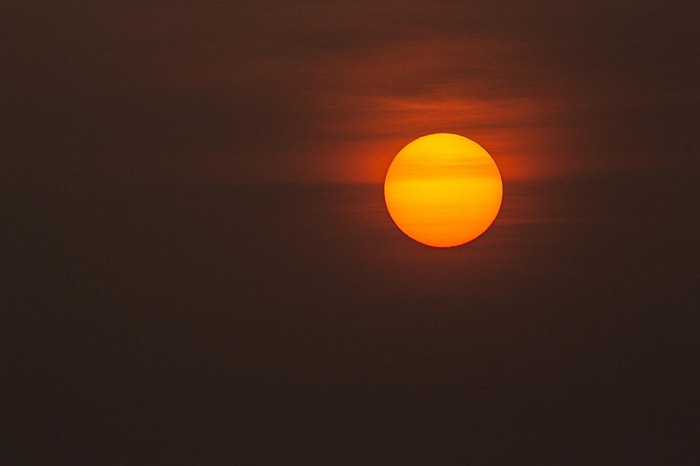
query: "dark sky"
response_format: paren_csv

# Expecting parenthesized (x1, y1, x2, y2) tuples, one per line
(3, 1, 699, 464)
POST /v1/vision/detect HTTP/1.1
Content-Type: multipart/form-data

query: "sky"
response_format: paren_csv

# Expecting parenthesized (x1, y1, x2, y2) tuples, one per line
(6, 0, 696, 185)
(3, 1, 699, 464)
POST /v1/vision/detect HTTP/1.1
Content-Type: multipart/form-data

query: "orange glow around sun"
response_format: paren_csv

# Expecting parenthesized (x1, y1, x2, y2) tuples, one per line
(384, 133, 503, 248)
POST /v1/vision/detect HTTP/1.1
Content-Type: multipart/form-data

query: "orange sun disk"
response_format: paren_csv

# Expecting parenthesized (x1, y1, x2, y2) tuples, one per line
(384, 133, 503, 248)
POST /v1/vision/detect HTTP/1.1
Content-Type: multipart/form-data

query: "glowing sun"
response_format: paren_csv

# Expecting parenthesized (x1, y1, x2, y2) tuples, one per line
(384, 133, 503, 248)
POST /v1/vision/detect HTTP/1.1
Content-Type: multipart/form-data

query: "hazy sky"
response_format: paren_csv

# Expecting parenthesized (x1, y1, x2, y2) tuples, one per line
(4, 1, 698, 464)
(5, 0, 697, 185)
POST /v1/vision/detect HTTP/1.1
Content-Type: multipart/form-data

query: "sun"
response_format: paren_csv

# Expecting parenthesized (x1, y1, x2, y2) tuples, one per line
(384, 133, 503, 248)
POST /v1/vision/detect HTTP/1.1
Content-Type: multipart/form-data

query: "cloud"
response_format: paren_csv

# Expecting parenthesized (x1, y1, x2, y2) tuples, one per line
(4, 0, 697, 185)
